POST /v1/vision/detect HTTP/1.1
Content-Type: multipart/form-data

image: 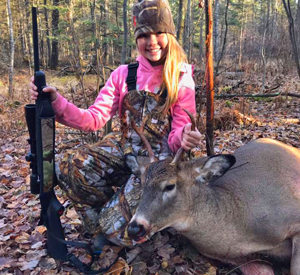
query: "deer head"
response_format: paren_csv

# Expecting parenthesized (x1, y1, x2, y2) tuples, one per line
(127, 109, 236, 242)
(127, 152, 235, 242)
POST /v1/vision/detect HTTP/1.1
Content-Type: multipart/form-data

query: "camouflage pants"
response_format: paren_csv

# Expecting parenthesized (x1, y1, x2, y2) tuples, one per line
(56, 132, 143, 247)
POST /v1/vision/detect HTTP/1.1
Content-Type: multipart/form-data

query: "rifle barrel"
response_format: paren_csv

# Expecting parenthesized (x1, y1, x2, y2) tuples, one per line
(32, 7, 40, 72)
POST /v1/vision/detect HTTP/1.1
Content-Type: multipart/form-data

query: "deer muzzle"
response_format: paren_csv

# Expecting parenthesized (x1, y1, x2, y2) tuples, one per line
(127, 215, 151, 243)
(128, 220, 145, 238)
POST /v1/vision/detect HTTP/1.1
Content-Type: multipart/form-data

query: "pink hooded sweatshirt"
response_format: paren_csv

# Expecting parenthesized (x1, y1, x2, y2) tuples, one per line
(52, 55, 196, 152)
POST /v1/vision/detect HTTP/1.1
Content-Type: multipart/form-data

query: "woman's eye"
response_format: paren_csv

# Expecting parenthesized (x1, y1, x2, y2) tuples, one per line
(138, 34, 147, 39)
(164, 184, 175, 192)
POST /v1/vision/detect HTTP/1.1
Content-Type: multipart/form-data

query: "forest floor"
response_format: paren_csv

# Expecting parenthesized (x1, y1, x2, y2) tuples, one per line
(0, 66, 299, 275)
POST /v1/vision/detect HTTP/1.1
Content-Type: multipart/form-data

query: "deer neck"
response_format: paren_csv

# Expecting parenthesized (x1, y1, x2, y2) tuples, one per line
(179, 183, 241, 246)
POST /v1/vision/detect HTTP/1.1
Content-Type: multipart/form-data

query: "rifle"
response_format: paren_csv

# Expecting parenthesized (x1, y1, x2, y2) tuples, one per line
(25, 6, 68, 261)
(25, 7, 121, 274)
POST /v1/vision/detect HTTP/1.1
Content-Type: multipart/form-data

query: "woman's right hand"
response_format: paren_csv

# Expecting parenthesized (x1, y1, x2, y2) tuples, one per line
(29, 76, 58, 102)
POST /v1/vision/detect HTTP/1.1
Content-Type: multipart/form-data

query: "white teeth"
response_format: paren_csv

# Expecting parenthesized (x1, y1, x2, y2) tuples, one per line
(148, 49, 160, 52)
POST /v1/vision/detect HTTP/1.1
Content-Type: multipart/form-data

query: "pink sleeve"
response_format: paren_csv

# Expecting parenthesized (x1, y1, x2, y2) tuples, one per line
(168, 86, 196, 152)
(51, 69, 121, 132)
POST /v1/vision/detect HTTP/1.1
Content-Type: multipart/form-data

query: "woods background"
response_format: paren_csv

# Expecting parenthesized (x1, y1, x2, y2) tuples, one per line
(1, 1, 300, 274)
(1, 0, 300, 97)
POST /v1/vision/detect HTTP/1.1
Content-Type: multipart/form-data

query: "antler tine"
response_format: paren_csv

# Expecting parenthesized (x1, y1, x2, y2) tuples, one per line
(182, 108, 196, 131)
(131, 118, 157, 163)
(170, 147, 184, 165)
(170, 108, 196, 166)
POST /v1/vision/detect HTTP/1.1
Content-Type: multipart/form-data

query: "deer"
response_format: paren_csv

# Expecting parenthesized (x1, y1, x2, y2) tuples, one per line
(127, 111, 300, 275)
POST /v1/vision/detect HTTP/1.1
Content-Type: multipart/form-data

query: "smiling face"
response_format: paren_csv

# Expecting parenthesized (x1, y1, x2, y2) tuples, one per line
(136, 32, 169, 66)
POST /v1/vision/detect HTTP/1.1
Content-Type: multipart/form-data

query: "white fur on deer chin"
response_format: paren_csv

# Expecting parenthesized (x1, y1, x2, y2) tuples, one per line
(171, 218, 192, 232)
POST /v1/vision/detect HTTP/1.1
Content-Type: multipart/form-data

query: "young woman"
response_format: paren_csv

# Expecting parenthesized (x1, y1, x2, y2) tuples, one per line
(29, 0, 201, 247)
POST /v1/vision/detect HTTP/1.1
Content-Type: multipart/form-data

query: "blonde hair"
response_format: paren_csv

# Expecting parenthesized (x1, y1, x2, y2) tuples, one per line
(160, 33, 187, 114)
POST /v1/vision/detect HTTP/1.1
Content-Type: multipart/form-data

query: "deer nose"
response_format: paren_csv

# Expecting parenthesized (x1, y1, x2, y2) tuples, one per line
(128, 220, 146, 239)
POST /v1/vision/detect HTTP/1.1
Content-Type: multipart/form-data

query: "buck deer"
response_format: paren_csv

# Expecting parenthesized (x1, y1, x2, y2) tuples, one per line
(127, 112, 300, 275)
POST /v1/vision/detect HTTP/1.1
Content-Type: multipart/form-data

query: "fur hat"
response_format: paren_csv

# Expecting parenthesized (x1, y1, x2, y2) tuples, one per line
(133, 0, 176, 40)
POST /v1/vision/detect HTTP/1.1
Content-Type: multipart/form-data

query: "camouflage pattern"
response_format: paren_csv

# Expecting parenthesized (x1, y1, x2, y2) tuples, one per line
(133, 0, 176, 39)
(42, 118, 55, 193)
(56, 88, 172, 246)
(120, 88, 171, 159)
(99, 174, 142, 246)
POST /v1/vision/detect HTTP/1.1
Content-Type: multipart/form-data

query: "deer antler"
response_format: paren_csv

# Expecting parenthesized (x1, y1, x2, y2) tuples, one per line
(170, 108, 196, 166)
(131, 117, 157, 163)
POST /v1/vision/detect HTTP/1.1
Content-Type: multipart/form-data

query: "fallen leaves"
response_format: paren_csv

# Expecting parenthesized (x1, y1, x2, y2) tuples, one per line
(157, 244, 175, 260)
(15, 232, 31, 244)
(0, 257, 13, 270)
(106, 258, 131, 275)
(126, 247, 142, 264)
(19, 259, 40, 271)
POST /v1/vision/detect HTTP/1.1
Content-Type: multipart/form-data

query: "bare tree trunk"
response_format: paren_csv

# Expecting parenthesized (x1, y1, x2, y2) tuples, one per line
(176, 0, 185, 43)
(109, 37, 114, 66)
(121, 0, 128, 64)
(297, 0, 300, 22)
(296, 0, 300, 24)
(90, 0, 97, 65)
(50, 0, 59, 69)
(91, 0, 102, 95)
(190, 0, 195, 61)
(205, 0, 214, 156)
(17, 0, 26, 61)
(260, 0, 270, 93)
(184, 0, 191, 58)
(68, 0, 83, 93)
(104, 0, 113, 134)
(295, 0, 300, 53)
(270, 0, 278, 47)
(216, 0, 229, 75)
(213, 0, 220, 63)
(260, 28, 267, 93)
(7, 0, 14, 97)
(238, 0, 245, 69)
(24, 0, 33, 75)
(44, 0, 51, 68)
(266, 0, 271, 36)
(115, 0, 120, 66)
(282, 0, 300, 78)
(102, 0, 108, 65)
(115, 0, 119, 30)
(199, 11, 204, 61)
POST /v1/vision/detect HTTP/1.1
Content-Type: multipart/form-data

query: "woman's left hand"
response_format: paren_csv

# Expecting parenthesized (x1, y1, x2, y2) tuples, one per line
(181, 123, 202, 150)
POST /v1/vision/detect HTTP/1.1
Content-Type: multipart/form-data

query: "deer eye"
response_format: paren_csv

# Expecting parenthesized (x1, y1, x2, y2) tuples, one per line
(164, 184, 175, 192)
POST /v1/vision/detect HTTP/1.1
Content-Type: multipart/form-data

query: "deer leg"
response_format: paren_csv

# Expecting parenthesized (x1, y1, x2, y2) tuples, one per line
(239, 262, 274, 275)
(291, 234, 300, 275)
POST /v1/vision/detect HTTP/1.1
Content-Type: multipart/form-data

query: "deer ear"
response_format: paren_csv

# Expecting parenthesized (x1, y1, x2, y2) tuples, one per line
(195, 154, 236, 184)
